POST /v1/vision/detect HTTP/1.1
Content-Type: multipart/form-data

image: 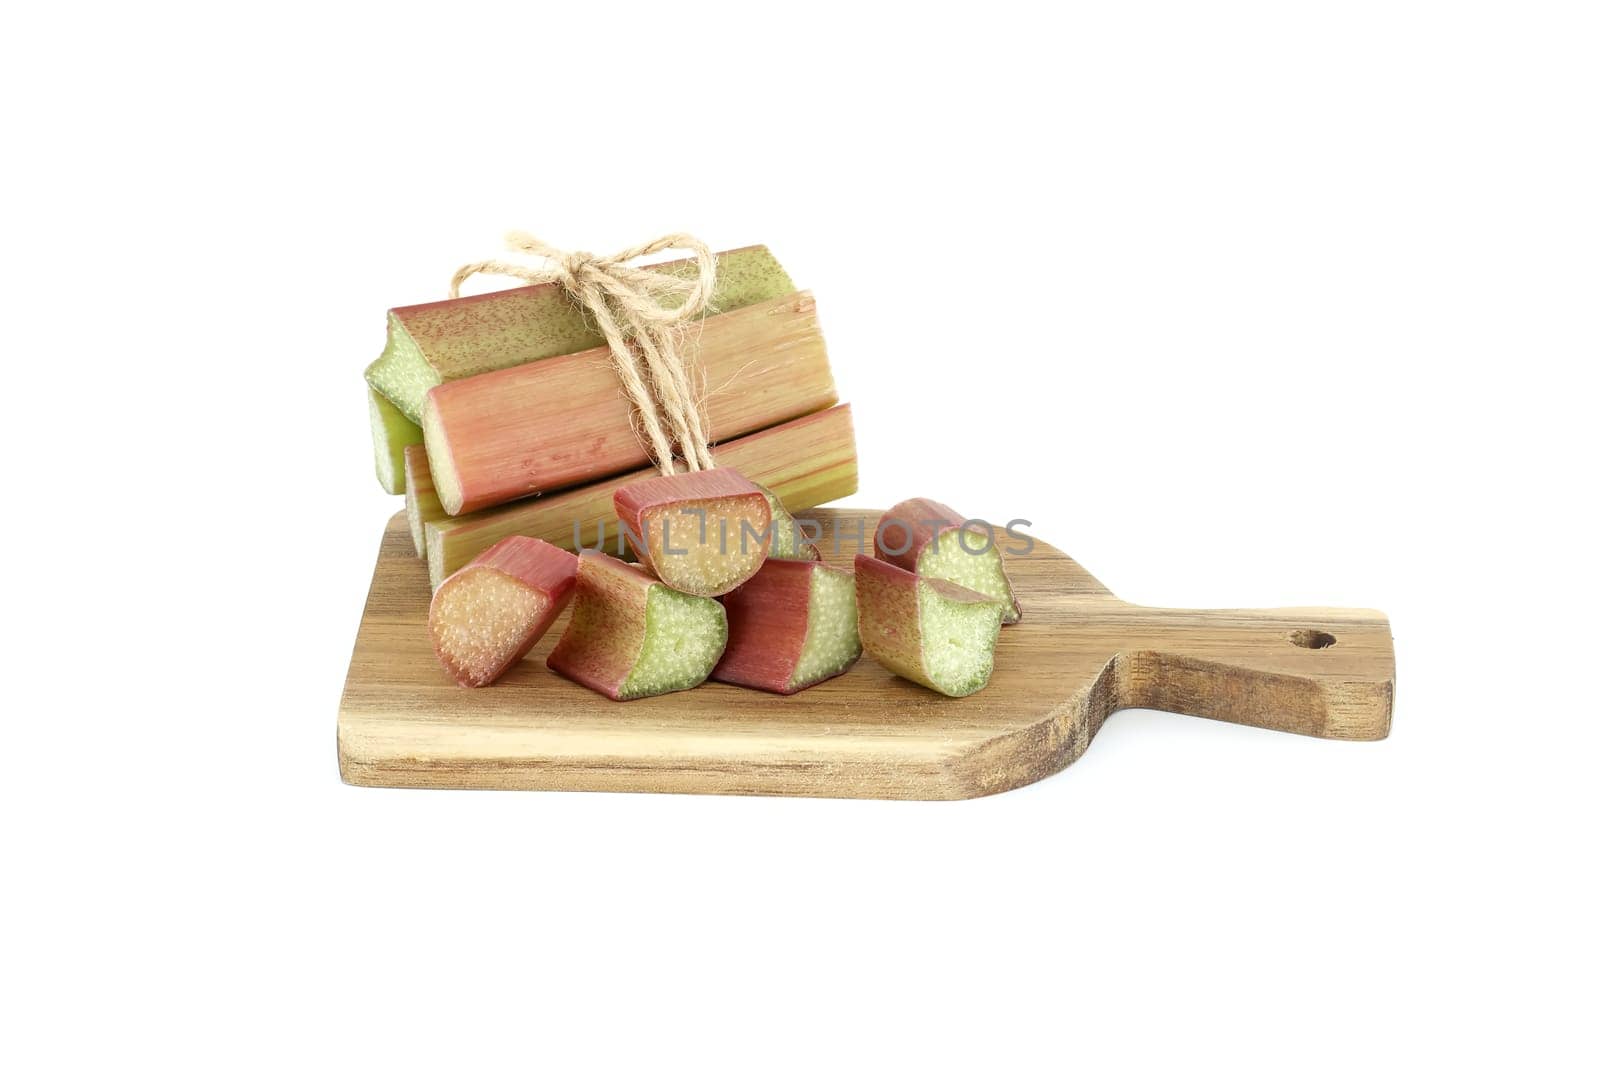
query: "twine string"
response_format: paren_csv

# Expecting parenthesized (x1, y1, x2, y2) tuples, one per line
(450, 232, 718, 473)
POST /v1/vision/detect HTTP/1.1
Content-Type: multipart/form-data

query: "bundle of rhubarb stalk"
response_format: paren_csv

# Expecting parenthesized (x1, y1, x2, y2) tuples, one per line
(365, 237, 1021, 700)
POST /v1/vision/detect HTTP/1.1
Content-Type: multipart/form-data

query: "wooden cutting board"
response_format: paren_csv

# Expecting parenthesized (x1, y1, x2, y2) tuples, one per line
(338, 509, 1394, 799)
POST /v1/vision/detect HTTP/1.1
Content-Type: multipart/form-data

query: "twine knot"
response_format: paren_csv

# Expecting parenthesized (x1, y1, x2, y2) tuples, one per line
(555, 249, 599, 284)
(450, 232, 719, 474)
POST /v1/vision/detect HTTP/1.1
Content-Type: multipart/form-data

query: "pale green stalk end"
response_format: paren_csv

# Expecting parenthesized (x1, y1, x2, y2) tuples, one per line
(365, 317, 441, 424)
(915, 581, 1004, 697)
(791, 566, 861, 689)
(919, 529, 1021, 624)
(619, 585, 729, 699)
(368, 386, 422, 494)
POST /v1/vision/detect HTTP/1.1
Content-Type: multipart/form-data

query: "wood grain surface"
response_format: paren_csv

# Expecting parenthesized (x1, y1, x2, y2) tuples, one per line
(338, 509, 1394, 799)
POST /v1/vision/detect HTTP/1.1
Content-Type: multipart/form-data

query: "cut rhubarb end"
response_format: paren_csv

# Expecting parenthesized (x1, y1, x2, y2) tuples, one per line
(427, 536, 578, 688)
(614, 467, 772, 597)
(875, 498, 1021, 624)
(404, 445, 445, 558)
(854, 554, 1004, 698)
(917, 528, 1021, 624)
(713, 560, 861, 695)
(420, 398, 467, 517)
(547, 552, 728, 701)
(369, 387, 423, 495)
(791, 565, 861, 688)
(757, 484, 822, 561)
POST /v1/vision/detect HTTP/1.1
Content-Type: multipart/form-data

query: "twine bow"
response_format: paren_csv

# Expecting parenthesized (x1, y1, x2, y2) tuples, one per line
(451, 232, 719, 473)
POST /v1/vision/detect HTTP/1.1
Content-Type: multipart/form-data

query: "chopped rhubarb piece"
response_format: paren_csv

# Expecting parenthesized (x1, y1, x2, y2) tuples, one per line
(874, 498, 1021, 624)
(428, 536, 578, 688)
(613, 467, 772, 597)
(854, 554, 1004, 698)
(712, 560, 861, 694)
(757, 484, 821, 561)
(547, 551, 728, 700)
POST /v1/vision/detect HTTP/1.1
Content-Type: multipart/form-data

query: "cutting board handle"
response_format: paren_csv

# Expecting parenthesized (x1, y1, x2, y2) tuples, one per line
(1113, 605, 1395, 740)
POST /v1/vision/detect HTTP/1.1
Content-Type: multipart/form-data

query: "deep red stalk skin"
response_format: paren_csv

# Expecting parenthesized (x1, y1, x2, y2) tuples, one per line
(711, 559, 816, 694)
(872, 497, 1021, 624)
(428, 536, 579, 688)
(613, 467, 773, 593)
(546, 551, 654, 700)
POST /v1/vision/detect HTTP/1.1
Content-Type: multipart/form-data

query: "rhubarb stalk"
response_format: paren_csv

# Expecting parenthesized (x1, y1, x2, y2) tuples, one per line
(613, 467, 771, 597)
(854, 554, 1004, 697)
(366, 245, 795, 423)
(428, 536, 579, 688)
(874, 498, 1021, 624)
(424, 405, 858, 589)
(713, 560, 861, 694)
(547, 551, 728, 701)
(422, 292, 835, 516)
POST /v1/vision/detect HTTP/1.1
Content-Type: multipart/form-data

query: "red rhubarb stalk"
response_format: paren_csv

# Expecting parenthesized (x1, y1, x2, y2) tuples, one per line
(422, 292, 836, 516)
(424, 405, 858, 589)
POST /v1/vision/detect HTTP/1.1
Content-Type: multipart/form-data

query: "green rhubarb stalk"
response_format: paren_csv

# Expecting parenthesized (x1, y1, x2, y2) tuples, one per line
(369, 387, 423, 494)
(366, 245, 796, 423)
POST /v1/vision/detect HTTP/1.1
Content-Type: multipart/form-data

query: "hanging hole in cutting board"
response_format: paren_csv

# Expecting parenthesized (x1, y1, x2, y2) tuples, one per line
(1289, 629, 1337, 649)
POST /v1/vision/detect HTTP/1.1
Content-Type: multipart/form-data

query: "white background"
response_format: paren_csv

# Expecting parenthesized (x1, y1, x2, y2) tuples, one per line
(4, 2, 1596, 1061)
